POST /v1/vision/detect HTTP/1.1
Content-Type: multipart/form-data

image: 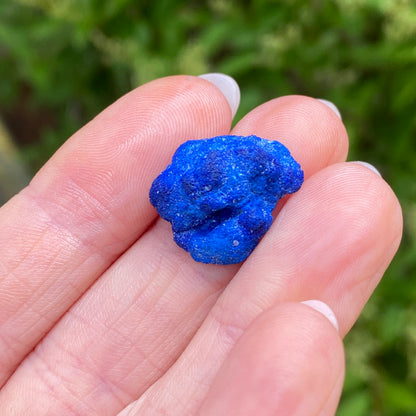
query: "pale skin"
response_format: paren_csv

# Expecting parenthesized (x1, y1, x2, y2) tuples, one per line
(0, 75, 402, 415)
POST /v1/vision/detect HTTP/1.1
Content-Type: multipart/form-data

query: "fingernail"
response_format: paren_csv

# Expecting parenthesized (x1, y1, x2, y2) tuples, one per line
(352, 161, 382, 177)
(199, 73, 240, 118)
(316, 98, 342, 120)
(301, 300, 339, 331)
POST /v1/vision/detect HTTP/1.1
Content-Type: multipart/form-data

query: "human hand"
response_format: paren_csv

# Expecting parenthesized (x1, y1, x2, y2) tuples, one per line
(0, 74, 402, 415)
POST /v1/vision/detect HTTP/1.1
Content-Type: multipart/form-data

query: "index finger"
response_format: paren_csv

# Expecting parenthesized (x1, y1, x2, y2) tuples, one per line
(0, 75, 234, 385)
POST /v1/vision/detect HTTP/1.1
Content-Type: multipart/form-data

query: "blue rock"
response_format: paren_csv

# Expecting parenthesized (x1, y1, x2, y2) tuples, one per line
(149, 135, 304, 264)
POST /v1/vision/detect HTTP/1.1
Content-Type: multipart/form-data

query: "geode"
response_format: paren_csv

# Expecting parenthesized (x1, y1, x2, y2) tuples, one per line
(149, 135, 304, 264)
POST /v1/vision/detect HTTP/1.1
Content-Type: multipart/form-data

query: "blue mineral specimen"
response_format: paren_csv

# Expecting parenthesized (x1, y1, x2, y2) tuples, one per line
(149, 135, 304, 264)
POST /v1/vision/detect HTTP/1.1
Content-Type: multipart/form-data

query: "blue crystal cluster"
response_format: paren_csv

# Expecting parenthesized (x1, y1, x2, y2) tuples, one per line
(149, 135, 304, 264)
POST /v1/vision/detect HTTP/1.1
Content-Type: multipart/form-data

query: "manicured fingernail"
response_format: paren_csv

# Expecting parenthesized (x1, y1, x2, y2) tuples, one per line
(199, 73, 240, 118)
(301, 300, 339, 331)
(316, 99, 342, 120)
(352, 161, 382, 177)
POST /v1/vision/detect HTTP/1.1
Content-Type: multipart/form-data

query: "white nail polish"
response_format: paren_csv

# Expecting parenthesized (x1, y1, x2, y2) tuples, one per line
(199, 73, 241, 118)
(316, 98, 342, 120)
(352, 161, 382, 177)
(301, 300, 339, 331)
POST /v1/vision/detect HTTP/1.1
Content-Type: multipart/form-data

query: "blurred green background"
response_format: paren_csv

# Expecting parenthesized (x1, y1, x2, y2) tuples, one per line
(0, 0, 415, 414)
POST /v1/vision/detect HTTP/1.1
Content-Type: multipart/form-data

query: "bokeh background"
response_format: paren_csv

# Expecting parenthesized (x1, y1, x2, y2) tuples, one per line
(0, 1, 415, 414)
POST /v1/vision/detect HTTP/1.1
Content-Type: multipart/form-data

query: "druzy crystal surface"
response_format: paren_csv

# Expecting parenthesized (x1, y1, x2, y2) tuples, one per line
(149, 135, 304, 264)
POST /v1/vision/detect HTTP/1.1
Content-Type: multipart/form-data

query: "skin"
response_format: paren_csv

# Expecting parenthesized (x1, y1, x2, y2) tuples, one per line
(0, 75, 402, 415)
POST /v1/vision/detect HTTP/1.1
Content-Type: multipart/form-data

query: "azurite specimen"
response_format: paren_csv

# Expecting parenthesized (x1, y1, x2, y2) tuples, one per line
(149, 135, 304, 264)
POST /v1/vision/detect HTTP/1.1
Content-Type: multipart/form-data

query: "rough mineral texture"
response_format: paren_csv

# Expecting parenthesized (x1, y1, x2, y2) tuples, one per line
(149, 135, 304, 264)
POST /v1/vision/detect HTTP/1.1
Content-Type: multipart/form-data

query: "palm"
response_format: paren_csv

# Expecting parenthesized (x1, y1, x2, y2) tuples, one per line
(0, 75, 401, 415)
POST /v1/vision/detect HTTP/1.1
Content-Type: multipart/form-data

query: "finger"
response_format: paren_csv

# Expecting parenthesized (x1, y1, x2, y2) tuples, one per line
(198, 302, 344, 416)
(232, 96, 347, 218)
(0, 75, 234, 385)
(0, 97, 349, 414)
(131, 163, 402, 414)
(230, 163, 403, 335)
(232, 95, 348, 177)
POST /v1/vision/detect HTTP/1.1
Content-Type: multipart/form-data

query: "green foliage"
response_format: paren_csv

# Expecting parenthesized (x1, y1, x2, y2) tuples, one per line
(0, 1, 415, 414)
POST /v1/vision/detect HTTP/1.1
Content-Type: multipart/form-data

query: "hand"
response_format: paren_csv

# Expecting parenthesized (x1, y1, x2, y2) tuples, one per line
(0, 74, 402, 415)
